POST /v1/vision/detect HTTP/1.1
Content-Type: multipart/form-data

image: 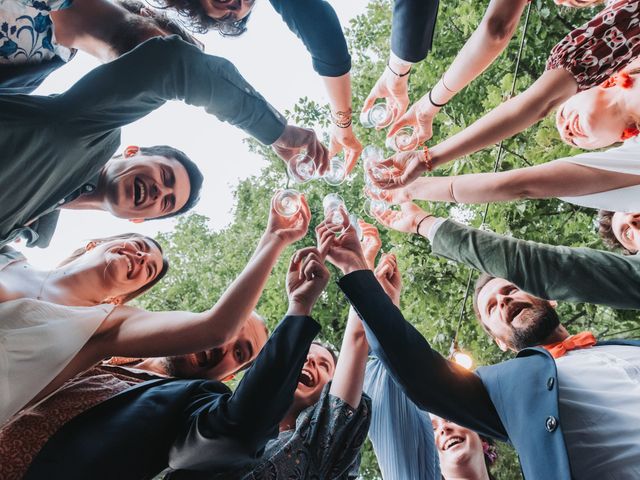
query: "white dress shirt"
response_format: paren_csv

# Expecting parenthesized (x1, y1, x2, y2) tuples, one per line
(556, 345, 640, 479)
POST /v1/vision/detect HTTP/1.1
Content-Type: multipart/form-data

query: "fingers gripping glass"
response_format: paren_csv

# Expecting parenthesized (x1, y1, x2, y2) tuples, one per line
(385, 126, 418, 152)
(359, 102, 393, 129)
(288, 153, 347, 186)
(322, 193, 350, 234)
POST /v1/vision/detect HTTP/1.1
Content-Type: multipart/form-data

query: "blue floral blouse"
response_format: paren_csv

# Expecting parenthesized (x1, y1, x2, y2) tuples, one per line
(235, 384, 371, 480)
(0, 0, 74, 65)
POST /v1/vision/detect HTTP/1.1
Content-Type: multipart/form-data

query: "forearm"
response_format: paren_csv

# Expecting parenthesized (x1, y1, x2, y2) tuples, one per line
(270, 0, 350, 77)
(434, 0, 527, 100)
(431, 219, 640, 309)
(430, 69, 577, 168)
(338, 270, 505, 438)
(103, 236, 286, 358)
(322, 73, 352, 115)
(55, 36, 286, 144)
(329, 307, 369, 408)
(169, 315, 321, 471)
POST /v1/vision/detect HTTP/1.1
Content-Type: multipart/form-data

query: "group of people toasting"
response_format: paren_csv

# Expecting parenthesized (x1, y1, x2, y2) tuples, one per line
(2, 0, 640, 478)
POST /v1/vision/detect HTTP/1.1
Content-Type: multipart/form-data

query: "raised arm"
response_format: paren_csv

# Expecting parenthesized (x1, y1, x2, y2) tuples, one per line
(375, 202, 640, 309)
(430, 218, 640, 309)
(374, 68, 580, 190)
(169, 312, 322, 471)
(389, 0, 528, 143)
(49, 35, 286, 145)
(372, 160, 640, 205)
(94, 194, 312, 358)
(321, 219, 505, 439)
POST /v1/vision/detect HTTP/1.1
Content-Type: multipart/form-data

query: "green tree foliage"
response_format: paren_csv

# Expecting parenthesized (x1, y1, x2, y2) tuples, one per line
(138, 2, 640, 478)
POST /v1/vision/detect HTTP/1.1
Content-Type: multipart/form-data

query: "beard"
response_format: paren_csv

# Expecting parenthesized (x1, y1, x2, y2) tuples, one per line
(509, 302, 560, 351)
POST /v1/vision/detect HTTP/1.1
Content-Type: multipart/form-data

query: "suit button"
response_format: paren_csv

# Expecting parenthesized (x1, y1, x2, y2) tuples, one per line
(547, 377, 555, 390)
(546, 416, 558, 432)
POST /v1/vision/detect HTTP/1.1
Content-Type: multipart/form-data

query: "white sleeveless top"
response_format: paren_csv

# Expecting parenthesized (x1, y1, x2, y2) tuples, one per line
(0, 249, 114, 426)
(559, 137, 640, 212)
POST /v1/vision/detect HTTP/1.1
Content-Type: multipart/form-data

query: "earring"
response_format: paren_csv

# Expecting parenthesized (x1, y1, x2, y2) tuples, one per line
(124, 145, 140, 158)
(621, 126, 640, 140)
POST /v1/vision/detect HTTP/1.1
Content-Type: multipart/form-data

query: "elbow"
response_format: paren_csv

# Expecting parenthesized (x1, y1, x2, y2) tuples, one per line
(480, 14, 520, 44)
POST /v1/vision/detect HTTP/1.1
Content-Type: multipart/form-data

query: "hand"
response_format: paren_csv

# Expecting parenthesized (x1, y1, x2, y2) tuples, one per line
(316, 219, 368, 275)
(286, 247, 331, 316)
(374, 253, 402, 306)
(362, 67, 410, 125)
(374, 202, 431, 235)
(358, 220, 381, 269)
(329, 124, 363, 174)
(266, 192, 311, 244)
(364, 185, 412, 205)
(272, 125, 330, 176)
(388, 96, 438, 144)
(368, 151, 429, 190)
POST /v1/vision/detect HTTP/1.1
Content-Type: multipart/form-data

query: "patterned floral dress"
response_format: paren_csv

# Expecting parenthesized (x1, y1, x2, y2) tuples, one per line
(227, 385, 371, 480)
(0, 0, 74, 65)
(546, 0, 640, 90)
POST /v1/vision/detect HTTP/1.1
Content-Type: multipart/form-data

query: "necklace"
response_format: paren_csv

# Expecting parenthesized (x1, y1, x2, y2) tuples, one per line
(36, 270, 54, 301)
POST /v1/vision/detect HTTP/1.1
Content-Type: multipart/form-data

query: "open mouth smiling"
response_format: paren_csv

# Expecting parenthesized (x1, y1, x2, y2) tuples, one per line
(134, 177, 147, 207)
(443, 436, 465, 451)
(298, 368, 315, 388)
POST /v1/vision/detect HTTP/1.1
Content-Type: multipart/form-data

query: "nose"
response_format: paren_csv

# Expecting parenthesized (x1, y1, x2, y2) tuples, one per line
(150, 182, 171, 200)
(437, 420, 453, 437)
(306, 355, 317, 368)
(630, 214, 640, 228)
(135, 250, 150, 264)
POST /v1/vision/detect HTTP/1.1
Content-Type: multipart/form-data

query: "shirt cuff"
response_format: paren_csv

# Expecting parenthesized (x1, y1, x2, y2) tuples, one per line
(427, 218, 446, 243)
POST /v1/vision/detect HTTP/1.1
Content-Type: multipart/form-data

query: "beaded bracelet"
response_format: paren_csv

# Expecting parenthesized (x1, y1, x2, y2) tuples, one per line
(332, 108, 353, 129)
(422, 146, 434, 172)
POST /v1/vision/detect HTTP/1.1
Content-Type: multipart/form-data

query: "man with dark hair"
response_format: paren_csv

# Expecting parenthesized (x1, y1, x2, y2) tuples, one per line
(0, 35, 327, 249)
(20, 144, 204, 249)
(329, 223, 640, 480)
(376, 202, 640, 309)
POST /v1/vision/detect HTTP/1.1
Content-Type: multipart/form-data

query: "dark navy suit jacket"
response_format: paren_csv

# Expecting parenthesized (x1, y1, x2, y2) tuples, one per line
(391, 0, 440, 63)
(339, 270, 640, 480)
(24, 315, 320, 479)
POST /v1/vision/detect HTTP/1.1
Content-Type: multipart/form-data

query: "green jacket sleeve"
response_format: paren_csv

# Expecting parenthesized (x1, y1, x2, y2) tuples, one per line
(432, 219, 640, 310)
(50, 36, 286, 145)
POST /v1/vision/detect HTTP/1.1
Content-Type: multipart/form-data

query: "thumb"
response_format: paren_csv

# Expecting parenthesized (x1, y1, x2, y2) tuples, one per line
(362, 91, 378, 113)
(388, 112, 412, 137)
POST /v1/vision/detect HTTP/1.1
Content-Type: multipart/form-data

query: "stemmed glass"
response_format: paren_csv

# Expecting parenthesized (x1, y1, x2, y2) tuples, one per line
(360, 101, 394, 129)
(385, 126, 418, 152)
(273, 189, 303, 217)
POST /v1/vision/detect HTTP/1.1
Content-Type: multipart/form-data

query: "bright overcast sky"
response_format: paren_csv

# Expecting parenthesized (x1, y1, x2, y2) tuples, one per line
(18, 0, 371, 268)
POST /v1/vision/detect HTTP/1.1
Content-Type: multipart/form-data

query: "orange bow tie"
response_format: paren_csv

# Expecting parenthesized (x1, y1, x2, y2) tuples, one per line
(542, 331, 597, 359)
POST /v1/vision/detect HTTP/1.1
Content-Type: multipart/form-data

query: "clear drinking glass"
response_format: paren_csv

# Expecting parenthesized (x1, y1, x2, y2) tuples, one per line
(323, 193, 348, 234)
(361, 145, 385, 167)
(359, 102, 393, 129)
(274, 189, 303, 217)
(363, 197, 389, 219)
(385, 126, 418, 152)
(349, 213, 363, 240)
(323, 155, 347, 186)
(287, 153, 318, 184)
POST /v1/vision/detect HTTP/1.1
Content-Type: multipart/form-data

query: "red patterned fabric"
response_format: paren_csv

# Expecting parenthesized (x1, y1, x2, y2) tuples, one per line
(547, 0, 640, 90)
(0, 364, 153, 480)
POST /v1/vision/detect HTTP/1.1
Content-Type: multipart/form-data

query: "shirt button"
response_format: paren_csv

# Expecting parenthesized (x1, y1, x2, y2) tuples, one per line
(58, 199, 66, 205)
(85, 185, 95, 192)
(545, 416, 558, 432)
(547, 377, 555, 390)
(245, 87, 251, 93)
